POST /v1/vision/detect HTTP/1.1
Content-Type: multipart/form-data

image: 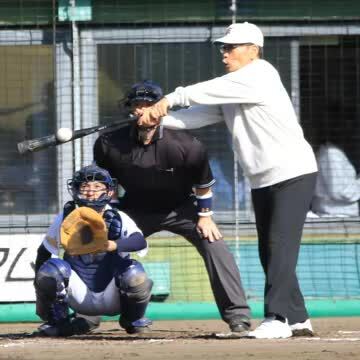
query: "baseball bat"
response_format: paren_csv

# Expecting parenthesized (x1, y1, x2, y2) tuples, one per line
(17, 115, 136, 155)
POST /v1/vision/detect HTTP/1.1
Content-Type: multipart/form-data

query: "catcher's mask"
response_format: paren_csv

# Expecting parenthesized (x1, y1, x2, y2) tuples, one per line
(124, 80, 163, 107)
(67, 164, 117, 211)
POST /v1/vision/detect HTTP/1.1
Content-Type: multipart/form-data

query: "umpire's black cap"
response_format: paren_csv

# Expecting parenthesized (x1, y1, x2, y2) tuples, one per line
(125, 80, 163, 107)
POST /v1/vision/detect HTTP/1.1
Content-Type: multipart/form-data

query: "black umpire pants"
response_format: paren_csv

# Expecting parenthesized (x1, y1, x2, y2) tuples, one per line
(251, 172, 317, 325)
(122, 197, 250, 324)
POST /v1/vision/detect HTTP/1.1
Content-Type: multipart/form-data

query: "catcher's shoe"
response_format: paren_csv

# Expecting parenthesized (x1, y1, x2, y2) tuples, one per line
(119, 316, 152, 334)
(37, 316, 98, 337)
(36, 300, 70, 336)
(290, 319, 314, 337)
(60, 316, 100, 336)
(228, 316, 251, 335)
(37, 322, 62, 337)
(37, 317, 71, 337)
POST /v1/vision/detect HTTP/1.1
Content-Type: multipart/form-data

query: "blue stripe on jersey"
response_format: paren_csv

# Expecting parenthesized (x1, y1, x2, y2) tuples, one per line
(116, 231, 146, 254)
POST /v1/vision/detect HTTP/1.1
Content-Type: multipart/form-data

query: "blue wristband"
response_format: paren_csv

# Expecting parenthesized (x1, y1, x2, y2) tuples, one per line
(196, 193, 213, 217)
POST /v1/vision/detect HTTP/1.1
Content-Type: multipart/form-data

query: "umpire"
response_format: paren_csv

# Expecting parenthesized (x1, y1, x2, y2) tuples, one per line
(94, 80, 251, 334)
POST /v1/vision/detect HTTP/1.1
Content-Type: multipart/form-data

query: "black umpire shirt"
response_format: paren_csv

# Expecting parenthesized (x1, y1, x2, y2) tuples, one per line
(94, 123, 215, 213)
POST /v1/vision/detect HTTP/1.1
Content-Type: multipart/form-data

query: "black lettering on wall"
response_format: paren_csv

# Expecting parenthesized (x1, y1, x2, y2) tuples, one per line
(5, 248, 35, 282)
(0, 248, 9, 267)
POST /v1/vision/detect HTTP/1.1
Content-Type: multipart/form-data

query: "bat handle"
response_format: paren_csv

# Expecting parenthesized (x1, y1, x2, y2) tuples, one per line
(17, 135, 58, 154)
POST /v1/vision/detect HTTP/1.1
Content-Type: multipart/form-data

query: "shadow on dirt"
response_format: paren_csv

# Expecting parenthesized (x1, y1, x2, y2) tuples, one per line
(0, 329, 248, 341)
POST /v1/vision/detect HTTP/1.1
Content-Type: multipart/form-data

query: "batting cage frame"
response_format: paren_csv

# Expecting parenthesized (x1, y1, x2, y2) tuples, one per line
(1, 1, 360, 323)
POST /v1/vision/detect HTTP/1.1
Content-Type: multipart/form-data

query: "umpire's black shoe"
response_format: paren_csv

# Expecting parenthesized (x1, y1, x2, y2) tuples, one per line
(228, 316, 251, 334)
(119, 316, 152, 334)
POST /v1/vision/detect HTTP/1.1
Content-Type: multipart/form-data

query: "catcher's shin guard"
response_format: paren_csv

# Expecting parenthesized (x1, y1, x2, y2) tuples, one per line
(116, 260, 153, 333)
(35, 258, 71, 325)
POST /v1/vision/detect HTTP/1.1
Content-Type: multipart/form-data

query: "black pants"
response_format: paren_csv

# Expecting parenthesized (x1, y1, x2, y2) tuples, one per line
(251, 172, 317, 324)
(122, 197, 250, 323)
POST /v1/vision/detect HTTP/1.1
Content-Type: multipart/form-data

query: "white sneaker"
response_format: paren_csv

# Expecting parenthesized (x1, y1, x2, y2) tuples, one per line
(290, 319, 314, 336)
(248, 317, 292, 339)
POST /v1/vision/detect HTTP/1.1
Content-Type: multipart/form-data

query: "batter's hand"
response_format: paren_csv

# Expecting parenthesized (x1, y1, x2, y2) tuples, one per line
(105, 240, 117, 252)
(137, 98, 170, 127)
(196, 216, 223, 242)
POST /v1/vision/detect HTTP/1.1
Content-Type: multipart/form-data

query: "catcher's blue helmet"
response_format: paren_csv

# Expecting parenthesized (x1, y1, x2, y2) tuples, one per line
(67, 164, 117, 210)
(125, 80, 163, 107)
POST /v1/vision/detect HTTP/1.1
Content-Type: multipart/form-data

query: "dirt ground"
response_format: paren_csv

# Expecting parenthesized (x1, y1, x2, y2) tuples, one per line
(0, 318, 360, 360)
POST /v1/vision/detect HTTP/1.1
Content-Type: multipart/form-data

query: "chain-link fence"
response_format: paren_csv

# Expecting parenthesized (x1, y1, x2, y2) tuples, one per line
(1, 1, 360, 307)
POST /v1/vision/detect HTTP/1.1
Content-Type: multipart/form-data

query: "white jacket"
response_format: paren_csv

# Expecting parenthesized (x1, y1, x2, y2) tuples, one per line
(162, 59, 317, 189)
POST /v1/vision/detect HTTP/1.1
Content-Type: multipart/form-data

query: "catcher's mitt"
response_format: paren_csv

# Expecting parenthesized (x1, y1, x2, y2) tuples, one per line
(60, 206, 108, 256)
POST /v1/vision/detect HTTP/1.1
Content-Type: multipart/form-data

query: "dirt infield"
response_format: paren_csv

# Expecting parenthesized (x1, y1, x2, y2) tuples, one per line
(0, 318, 360, 360)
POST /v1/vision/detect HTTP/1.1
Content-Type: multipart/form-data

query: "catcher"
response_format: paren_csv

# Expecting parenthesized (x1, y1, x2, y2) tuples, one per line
(33, 164, 153, 336)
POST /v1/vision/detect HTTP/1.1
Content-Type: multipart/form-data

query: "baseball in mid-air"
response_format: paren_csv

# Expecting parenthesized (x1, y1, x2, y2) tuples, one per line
(56, 127, 73, 143)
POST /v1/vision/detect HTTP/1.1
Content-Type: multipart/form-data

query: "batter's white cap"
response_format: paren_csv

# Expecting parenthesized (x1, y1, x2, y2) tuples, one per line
(214, 22, 264, 47)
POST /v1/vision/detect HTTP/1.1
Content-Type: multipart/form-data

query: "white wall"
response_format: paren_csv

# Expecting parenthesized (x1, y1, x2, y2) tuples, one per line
(0, 234, 43, 301)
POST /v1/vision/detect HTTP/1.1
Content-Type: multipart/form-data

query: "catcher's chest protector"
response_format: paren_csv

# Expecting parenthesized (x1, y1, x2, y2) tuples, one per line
(61, 202, 116, 292)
